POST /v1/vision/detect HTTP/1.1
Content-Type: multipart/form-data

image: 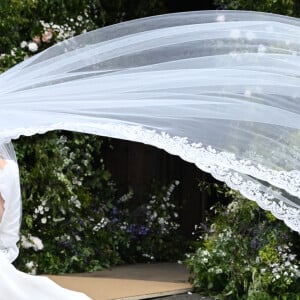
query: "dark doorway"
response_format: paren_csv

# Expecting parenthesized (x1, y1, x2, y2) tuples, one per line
(103, 138, 219, 234)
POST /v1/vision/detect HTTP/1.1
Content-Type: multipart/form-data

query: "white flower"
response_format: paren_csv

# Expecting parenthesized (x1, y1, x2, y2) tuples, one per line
(158, 217, 165, 225)
(25, 261, 34, 269)
(41, 217, 47, 224)
(20, 235, 32, 249)
(227, 201, 239, 213)
(295, 269, 300, 277)
(20, 41, 27, 48)
(285, 261, 291, 267)
(289, 254, 296, 261)
(151, 211, 157, 220)
(21, 235, 44, 251)
(28, 42, 38, 52)
(69, 196, 81, 208)
(25, 261, 37, 274)
(30, 236, 44, 250)
(40, 21, 50, 28)
(35, 205, 44, 215)
(75, 235, 81, 241)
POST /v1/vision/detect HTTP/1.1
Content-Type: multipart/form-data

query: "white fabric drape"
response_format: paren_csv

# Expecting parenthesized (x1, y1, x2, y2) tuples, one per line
(0, 10, 299, 231)
(0, 144, 21, 262)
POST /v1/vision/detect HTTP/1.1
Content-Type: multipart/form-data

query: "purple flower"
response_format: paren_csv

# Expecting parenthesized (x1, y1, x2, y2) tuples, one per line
(126, 223, 137, 233)
(138, 225, 149, 236)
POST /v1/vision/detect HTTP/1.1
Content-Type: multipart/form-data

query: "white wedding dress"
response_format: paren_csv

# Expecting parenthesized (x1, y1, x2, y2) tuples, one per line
(0, 160, 92, 300)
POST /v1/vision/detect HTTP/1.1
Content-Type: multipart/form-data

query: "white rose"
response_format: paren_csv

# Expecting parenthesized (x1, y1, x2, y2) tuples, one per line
(20, 41, 27, 48)
(28, 42, 38, 52)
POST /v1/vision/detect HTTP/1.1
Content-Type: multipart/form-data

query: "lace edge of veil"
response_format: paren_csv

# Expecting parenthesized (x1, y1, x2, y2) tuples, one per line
(1, 122, 299, 233)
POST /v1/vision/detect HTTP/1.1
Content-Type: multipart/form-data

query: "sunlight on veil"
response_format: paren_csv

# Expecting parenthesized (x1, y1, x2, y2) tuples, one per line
(0, 10, 299, 231)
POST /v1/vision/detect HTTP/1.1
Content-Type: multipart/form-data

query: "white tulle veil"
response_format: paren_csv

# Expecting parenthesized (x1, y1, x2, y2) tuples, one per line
(0, 10, 299, 232)
(0, 143, 17, 162)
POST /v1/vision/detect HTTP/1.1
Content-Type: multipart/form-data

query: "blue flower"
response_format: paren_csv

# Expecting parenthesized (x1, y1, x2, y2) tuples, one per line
(126, 223, 137, 233)
(138, 225, 149, 236)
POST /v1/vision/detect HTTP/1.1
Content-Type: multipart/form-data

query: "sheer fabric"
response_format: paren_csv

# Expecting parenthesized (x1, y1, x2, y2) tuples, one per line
(0, 142, 92, 298)
(0, 10, 299, 231)
(0, 143, 21, 262)
(0, 251, 91, 299)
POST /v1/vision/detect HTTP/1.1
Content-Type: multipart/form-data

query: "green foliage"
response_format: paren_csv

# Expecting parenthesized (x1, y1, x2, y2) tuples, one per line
(87, 0, 165, 27)
(112, 180, 188, 263)
(186, 184, 300, 300)
(13, 132, 187, 274)
(214, 0, 300, 17)
(14, 131, 117, 273)
(0, 0, 91, 53)
(0, 0, 165, 72)
(0, 0, 98, 72)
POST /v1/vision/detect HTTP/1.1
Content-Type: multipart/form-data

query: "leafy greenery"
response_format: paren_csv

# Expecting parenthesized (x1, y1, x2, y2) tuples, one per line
(186, 184, 300, 300)
(14, 132, 116, 273)
(214, 0, 300, 17)
(0, 0, 166, 72)
(13, 132, 188, 274)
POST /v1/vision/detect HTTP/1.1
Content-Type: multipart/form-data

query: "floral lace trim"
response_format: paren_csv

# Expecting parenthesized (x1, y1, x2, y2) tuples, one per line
(1, 122, 299, 232)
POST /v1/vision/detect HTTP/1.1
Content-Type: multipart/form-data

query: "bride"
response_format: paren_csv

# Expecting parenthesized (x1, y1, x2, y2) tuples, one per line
(0, 142, 92, 300)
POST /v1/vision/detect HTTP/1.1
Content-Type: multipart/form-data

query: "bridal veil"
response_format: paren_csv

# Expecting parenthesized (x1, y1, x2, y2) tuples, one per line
(0, 10, 299, 231)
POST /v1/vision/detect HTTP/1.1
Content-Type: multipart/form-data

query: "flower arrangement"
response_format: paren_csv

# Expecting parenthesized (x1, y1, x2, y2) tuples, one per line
(20, 15, 94, 54)
(186, 184, 300, 300)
